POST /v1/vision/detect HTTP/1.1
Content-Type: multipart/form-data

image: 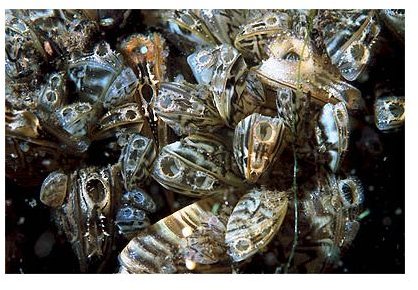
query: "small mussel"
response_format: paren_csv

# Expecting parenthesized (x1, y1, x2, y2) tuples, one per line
(92, 103, 144, 141)
(115, 189, 156, 237)
(374, 95, 405, 132)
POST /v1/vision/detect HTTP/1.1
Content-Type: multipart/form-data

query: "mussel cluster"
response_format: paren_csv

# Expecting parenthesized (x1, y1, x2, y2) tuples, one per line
(5, 9, 405, 273)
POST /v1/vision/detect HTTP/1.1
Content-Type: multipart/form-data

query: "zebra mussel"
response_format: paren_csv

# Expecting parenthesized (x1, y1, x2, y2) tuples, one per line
(5, 9, 404, 274)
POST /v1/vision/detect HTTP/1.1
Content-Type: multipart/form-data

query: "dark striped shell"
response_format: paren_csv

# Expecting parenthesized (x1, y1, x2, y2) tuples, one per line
(92, 103, 144, 141)
(196, 9, 248, 45)
(47, 165, 123, 272)
(119, 133, 156, 191)
(225, 188, 288, 262)
(166, 10, 218, 47)
(233, 113, 288, 183)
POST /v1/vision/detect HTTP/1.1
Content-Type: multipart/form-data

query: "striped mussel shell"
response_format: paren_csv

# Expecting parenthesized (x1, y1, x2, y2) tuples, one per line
(151, 134, 245, 197)
(233, 113, 288, 183)
(45, 165, 123, 272)
(40, 171, 68, 208)
(119, 133, 156, 191)
(234, 11, 291, 63)
(196, 9, 249, 45)
(68, 42, 138, 109)
(118, 192, 240, 273)
(165, 9, 218, 47)
(315, 102, 350, 173)
(152, 81, 224, 135)
(92, 103, 144, 140)
(225, 187, 288, 262)
(318, 10, 381, 81)
(187, 44, 248, 127)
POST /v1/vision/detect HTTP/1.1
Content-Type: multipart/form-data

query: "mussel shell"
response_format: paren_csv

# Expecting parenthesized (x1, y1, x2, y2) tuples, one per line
(225, 188, 288, 262)
(119, 134, 156, 191)
(93, 103, 144, 141)
(197, 9, 249, 45)
(319, 10, 381, 81)
(166, 9, 218, 46)
(233, 113, 288, 183)
(52, 165, 123, 272)
(151, 134, 245, 197)
(118, 192, 240, 273)
(234, 11, 290, 63)
(315, 102, 350, 172)
(374, 95, 405, 132)
(40, 171, 68, 208)
(68, 42, 138, 109)
(252, 30, 363, 110)
(153, 81, 224, 135)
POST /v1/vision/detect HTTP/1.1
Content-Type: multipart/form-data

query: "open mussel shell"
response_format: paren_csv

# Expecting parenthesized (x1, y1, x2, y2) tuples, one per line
(374, 95, 405, 132)
(233, 113, 288, 183)
(315, 102, 350, 173)
(152, 81, 224, 135)
(151, 134, 245, 197)
(252, 30, 363, 111)
(118, 192, 240, 273)
(225, 188, 288, 262)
